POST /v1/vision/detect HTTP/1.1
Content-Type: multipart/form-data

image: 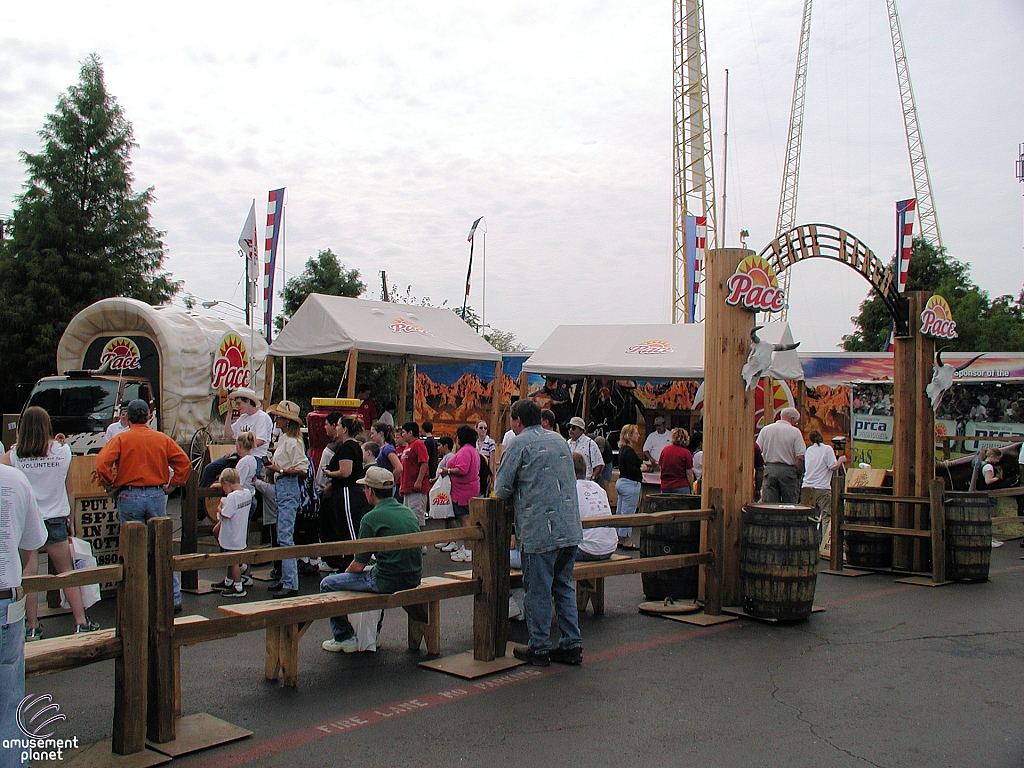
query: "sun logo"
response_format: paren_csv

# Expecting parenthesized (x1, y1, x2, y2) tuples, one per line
(99, 337, 141, 371)
(212, 333, 251, 390)
(920, 295, 957, 340)
(390, 318, 431, 335)
(627, 340, 674, 355)
(433, 492, 450, 505)
(725, 255, 786, 313)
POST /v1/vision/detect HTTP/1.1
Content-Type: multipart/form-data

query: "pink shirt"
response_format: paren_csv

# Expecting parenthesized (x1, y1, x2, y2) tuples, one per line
(447, 444, 481, 506)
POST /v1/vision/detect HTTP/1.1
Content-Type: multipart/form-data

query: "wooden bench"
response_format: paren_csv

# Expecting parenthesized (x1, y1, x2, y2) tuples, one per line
(24, 628, 120, 677)
(216, 576, 477, 686)
(445, 553, 632, 616)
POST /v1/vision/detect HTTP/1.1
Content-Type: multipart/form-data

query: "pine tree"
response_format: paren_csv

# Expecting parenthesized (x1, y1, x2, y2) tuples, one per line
(0, 54, 179, 411)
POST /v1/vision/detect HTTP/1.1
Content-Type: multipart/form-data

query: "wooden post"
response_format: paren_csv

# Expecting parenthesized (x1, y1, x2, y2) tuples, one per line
(180, 472, 199, 591)
(398, 359, 409, 424)
(112, 522, 147, 756)
(704, 487, 725, 616)
(930, 477, 946, 584)
(471, 497, 510, 661)
(892, 292, 920, 570)
(518, 370, 528, 400)
(147, 518, 176, 744)
(830, 473, 845, 572)
(489, 359, 504, 440)
(345, 349, 359, 399)
(581, 377, 591, 427)
(701, 248, 756, 606)
(913, 290, 935, 571)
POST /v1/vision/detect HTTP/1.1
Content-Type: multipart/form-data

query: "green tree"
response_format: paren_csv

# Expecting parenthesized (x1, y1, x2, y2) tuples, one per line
(0, 54, 178, 411)
(843, 239, 1024, 352)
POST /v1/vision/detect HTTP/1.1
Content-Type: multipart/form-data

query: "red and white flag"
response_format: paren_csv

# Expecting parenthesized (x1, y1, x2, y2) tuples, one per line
(263, 188, 285, 342)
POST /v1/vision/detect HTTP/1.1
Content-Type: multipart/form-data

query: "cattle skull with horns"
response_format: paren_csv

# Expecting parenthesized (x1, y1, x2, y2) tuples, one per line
(741, 326, 801, 391)
(926, 348, 984, 411)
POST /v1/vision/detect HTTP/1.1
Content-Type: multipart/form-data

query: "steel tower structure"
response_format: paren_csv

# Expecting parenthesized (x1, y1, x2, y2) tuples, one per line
(886, 0, 942, 250)
(770, 0, 814, 321)
(672, 0, 717, 323)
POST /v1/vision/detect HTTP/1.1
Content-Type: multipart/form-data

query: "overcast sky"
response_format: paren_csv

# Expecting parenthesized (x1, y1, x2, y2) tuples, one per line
(1, 0, 1021, 352)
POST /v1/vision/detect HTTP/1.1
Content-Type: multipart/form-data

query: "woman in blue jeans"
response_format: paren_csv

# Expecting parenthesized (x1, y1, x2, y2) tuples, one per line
(266, 401, 309, 598)
(614, 424, 643, 549)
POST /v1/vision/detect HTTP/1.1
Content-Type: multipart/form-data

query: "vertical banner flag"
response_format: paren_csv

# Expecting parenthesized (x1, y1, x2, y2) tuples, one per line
(684, 215, 706, 322)
(885, 198, 917, 351)
(461, 216, 483, 322)
(896, 198, 916, 293)
(263, 188, 285, 342)
(239, 201, 260, 315)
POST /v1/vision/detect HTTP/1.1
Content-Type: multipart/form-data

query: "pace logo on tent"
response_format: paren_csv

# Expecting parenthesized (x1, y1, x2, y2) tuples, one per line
(99, 337, 141, 371)
(919, 295, 957, 340)
(390, 318, 431, 335)
(212, 333, 251, 390)
(626, 340, 674, 355)
(724, 255, 786, 313)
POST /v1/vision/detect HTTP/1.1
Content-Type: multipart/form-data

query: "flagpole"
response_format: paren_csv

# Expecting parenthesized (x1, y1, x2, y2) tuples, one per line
(281, 192, 287, 401)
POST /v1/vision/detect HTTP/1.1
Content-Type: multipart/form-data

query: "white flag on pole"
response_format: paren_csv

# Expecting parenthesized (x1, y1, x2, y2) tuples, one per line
(239, 201, 260, 305)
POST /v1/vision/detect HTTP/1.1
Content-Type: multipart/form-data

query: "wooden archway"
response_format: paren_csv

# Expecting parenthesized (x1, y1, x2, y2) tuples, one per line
(758, 223, 907, 334)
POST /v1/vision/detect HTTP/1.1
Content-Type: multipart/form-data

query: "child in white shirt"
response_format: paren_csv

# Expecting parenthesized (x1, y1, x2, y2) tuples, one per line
(214, 467, 252, 597)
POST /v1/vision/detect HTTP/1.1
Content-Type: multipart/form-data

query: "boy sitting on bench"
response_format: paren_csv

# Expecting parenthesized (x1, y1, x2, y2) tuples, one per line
(320, 467, 423, 653)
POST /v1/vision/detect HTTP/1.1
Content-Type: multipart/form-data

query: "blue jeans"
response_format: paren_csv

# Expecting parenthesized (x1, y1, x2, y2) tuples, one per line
(275, 476, 301, 591)
(615, 477, 641, 537)
(118, 487, 181, 606)
(520, 547, 582, 655)
(0, 597, 26, 767)
(320, 569, 381, 640)
(663, 487, 691, 495)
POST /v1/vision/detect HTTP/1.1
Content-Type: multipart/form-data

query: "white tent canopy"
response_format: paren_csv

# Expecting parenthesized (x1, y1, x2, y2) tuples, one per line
(522, 323, 804, 381)
(269, 294, 501, 364)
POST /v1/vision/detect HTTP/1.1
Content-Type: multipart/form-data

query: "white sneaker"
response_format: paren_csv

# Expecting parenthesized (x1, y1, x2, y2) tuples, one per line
(451, 547, 473, 563)
(992, 539, 1005, 548)
(434, 542, 448, 549)
(318, 561, 338, 573)
(441, 541, 460, 552)
(322, 637, 360, 653)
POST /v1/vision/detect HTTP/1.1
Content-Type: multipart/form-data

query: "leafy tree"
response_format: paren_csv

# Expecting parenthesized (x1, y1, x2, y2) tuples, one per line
(843, 239, 1024, 352)
(276, 248, 365, 329)
(0, 54, 178, 412)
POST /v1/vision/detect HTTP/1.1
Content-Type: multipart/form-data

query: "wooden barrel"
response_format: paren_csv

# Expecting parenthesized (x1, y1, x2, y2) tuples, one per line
(640, 493, 703, 600)
(945, 492, 994, 582)
(844, 487, 893, 569)
(740, 504, 818, 621)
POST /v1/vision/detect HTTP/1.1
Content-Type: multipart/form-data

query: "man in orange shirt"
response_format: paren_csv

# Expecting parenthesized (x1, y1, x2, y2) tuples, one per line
(96, 399, 191, 611)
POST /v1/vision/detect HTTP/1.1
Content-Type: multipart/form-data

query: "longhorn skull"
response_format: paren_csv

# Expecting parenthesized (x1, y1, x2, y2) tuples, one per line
(742, 326, 801, 391)
(926, 348, 984, 411)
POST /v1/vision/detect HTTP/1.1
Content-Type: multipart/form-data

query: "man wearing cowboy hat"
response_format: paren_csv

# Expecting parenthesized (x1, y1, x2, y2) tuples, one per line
(566, 416, 604, 482)
(201, 387, 275, 487)
(319, 467, 422, 653)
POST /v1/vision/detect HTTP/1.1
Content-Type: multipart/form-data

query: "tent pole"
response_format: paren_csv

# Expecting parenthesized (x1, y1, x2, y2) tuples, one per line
(346, 349, 359, 399)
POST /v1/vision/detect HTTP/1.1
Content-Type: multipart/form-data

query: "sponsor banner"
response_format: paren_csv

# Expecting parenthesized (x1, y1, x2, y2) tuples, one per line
(724, 254, 787, 313)
(99, 337, 141, 371)
(920, 295, 957, 340)
(965, 420, 1024, 452)
(212, 332, 251, 391)
(853, 413, 893, 443)
(626, 340, 674, 355)
(391, 318, 431, 335)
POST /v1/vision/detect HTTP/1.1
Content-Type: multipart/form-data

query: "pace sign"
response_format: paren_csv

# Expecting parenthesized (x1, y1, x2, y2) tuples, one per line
(920, 295, 958, 340)
(725, 255, 787, 313)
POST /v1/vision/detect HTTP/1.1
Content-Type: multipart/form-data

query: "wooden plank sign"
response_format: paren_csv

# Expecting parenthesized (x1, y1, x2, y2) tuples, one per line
(75, 494, 121, 592)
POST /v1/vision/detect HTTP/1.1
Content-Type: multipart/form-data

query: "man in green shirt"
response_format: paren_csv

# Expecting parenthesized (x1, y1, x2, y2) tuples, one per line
(320, 467, 423, 653)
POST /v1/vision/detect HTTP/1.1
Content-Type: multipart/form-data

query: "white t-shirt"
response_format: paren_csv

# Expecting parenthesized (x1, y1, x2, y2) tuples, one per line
(643, 429, 672, 463)
(218, 488, 252, 551)
(576, 480, 618, 557)
(692, 450, 704, 480)
(378, 411, 395, 427)
(232, 410, 274, 459)
(0, 464, 47, 589)
(12, 442, 73, 520)
(235, 454, 258, 494)
(105, 420, 130, 441)
(502, 429, 516, 448)
(802, 442, 839, 489)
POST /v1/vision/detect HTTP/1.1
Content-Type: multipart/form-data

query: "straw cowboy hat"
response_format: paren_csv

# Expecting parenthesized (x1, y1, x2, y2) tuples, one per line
(269, 400, 303, 424)
(229, 387, 260, 405)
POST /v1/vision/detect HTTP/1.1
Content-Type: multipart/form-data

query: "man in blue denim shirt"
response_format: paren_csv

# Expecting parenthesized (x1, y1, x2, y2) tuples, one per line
(494, 399, 583, 666)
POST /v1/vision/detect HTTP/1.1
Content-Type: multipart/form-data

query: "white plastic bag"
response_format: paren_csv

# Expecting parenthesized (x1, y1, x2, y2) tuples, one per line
(60, 537, 101, 610)
(428, 475, 453, 519)
(350, 609, 382, 652)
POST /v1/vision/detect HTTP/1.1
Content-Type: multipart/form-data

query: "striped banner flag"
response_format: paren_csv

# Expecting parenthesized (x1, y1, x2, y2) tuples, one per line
(263, 188, 285, 342)
(684, 215, 706, 322)
(896, 198, 916, 293)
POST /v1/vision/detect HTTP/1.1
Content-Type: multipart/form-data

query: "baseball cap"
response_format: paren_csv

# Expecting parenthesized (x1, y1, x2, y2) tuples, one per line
(126, 399, 150, 421)
(357, 466, 395, 490)
(654, 416, 666, 425)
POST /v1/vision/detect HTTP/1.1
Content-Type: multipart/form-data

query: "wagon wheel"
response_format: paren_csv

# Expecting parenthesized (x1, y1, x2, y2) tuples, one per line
(188, 427, 213, 474)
